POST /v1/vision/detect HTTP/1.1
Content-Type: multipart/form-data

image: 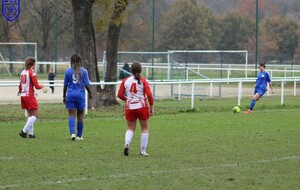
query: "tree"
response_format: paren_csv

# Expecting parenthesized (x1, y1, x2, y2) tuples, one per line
(260, 16, 298, 63)
(100, 0, 129, 106)
(72, 0, 100, 109)
(294, 28, 300, 64)
(217, 13, 255, 50)
(233, 0, 279, 20)
(202, 0, 239, 15)
(22, 0, 73, 72)
(157, 0, 214, 50)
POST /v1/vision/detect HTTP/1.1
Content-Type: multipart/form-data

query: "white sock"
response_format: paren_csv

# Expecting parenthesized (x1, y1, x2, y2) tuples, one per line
(22, 116, 37, 133)
(140, 133, 149, 152)
(28, 124, 34, 135)
(125, 130, 134, 146)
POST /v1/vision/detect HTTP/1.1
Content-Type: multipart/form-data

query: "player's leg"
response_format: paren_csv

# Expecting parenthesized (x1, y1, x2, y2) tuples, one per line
(245, 90, 261, 114)
(27, 109, 38, 138)
(75, 100, 85, 140)
(68, 109, 76, 140)
(50, 82, 54, 93)
(66, 100, 77, 140)
(138, 107, 150, 156)
(76, 109, 84, 140)
(20, 109, 37, 138)
(20, 109, 30, 138)
(250, 93, 260, 109)
(19, 97, 38, 138)
(124, 110, 137, 156)
(139, 119, 150, 156)
(28, 124, 35, 138)
(124, 120, 136, 156)
(126, 120, 136, 144)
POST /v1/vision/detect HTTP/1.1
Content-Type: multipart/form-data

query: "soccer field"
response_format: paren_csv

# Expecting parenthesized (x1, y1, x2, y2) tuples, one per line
(0, 98, 299, 190)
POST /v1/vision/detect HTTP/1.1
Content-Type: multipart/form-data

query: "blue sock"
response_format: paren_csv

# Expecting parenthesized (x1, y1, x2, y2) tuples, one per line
(69, 117, 75, 135)
(250, 99, 256, 110)
(77, 122, 83, 137)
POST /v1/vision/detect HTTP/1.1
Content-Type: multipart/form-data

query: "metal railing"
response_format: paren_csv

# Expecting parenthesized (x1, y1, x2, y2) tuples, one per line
(1, 77, 300, 114)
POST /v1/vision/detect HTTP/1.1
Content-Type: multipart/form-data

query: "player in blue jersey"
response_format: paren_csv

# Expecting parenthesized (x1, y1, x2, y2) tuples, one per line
(63, 53, 92, 140)
(245, 62, 274, 114)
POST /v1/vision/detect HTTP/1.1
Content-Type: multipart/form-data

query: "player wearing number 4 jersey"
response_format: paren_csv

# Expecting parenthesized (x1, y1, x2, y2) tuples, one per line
(118, 62, 154, 157)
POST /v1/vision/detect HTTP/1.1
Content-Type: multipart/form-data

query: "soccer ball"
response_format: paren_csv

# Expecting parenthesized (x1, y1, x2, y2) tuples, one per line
(232, 106, 241, 113)
(43, 88, 48, 93)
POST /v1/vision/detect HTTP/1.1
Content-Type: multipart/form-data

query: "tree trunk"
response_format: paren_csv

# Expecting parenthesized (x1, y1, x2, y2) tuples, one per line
(72, 0, 100, 109)
(100, 0, 129, 106)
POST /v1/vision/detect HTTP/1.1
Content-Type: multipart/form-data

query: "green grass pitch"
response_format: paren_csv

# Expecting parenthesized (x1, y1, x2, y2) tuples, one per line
(0, 97, 299, 189)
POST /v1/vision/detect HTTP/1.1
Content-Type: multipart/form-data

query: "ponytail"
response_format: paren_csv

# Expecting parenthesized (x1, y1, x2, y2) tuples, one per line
(131, 62, 142, 84)
(135, 73, 141, 85)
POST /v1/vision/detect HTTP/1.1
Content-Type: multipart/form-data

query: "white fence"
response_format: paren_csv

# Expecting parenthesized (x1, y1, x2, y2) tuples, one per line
(2, 61, 300, 80)
(1, 77, 300, 114)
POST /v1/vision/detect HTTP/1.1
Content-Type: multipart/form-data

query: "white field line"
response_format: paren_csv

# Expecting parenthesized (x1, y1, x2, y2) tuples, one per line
(0, 156, 14, 160)
(0, 155, 299, 189)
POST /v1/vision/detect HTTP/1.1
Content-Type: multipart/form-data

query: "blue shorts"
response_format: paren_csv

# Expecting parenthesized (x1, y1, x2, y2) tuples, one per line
(66, 100, 85, 110)
(254, 89, 266, 97)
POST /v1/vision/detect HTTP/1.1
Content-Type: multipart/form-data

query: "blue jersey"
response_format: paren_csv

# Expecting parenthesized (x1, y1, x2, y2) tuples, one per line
(64, 67, 90, 101)
(255, 71, 271, 91)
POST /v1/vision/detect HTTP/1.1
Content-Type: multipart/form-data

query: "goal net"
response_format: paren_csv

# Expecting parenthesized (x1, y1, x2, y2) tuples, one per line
(169, 50, 248, 80)
(0, 42, 37, 77)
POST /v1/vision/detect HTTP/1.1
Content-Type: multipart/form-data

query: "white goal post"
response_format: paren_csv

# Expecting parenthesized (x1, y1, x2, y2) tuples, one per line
(0, 42, 38, 75)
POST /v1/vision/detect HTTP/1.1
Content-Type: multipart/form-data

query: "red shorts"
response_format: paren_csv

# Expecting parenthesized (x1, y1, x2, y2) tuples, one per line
(21, 96, 38, 110)
(125, 107, 150, 121)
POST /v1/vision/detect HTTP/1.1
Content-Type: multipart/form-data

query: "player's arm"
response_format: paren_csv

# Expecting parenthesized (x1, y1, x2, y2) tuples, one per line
(82, 69, 92, 99)
(143, 79, 154, 116)
(18, 81, 21, 95)
(269, 81, 274, 94)
(63, 86, 67, 104)
(30, 70, 43, 89)
(63, 71, 69, 104)
(267, 73, 274, 94)
(117, 80, 127, 101)
(85, 85, 92, 99)
(18, 76, 22, 93)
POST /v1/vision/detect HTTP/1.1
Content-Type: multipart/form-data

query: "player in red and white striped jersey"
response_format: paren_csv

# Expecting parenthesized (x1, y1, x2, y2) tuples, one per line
(18, 57, 43, 138)
(118, 62, 154, 156)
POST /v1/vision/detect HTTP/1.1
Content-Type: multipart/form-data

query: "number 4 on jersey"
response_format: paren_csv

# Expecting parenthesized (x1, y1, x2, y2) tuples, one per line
(130, 83, 137, 94)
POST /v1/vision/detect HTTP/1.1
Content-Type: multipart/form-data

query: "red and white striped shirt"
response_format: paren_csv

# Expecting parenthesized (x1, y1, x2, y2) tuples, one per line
(19, 69, 43, 97)
(118, 76, 153, 110)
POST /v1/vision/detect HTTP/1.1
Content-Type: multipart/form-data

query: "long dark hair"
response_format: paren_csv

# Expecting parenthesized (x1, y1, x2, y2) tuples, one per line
(131, 62, 142, 84)
(70, 53, 83, 84)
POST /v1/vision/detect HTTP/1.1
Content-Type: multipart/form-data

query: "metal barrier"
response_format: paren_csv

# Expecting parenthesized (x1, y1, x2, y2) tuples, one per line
(1, 77, 299, 114)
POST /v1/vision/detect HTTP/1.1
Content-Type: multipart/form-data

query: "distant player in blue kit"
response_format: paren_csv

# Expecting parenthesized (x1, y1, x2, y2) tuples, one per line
(245, 62, 274, 114)
(63, 53, 92, 140)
